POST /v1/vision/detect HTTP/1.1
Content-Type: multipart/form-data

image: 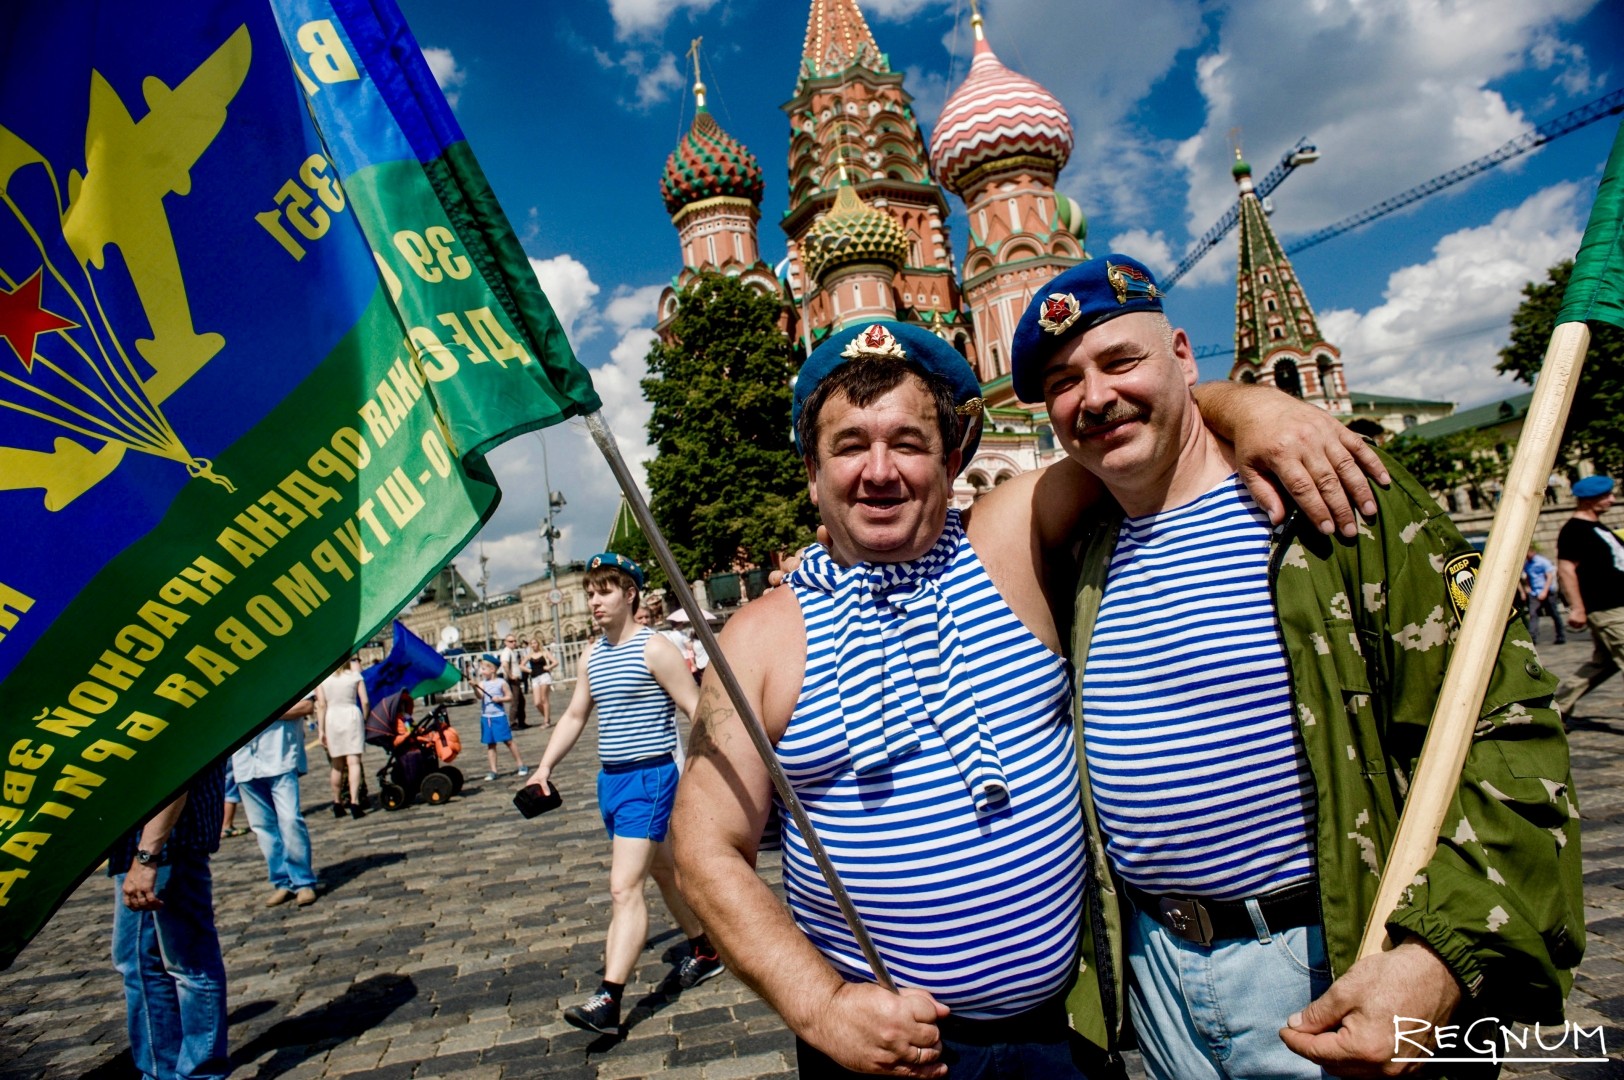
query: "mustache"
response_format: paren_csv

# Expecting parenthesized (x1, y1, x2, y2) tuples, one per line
(1074, 402, 1148, 436)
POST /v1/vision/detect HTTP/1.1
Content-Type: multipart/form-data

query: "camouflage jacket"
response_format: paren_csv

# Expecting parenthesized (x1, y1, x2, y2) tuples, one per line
(1063, 453, 1584, 1059)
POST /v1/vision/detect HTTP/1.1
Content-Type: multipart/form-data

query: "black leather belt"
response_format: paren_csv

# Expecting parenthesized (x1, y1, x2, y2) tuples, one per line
(1123, 880, 1320, 946)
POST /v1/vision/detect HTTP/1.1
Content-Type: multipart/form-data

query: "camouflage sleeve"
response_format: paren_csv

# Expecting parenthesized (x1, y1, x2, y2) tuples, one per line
(1372, 465, 1584, 1023)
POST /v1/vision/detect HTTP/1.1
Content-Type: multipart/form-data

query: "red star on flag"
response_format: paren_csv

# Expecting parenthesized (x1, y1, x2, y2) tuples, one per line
(0, 268, 78, 372)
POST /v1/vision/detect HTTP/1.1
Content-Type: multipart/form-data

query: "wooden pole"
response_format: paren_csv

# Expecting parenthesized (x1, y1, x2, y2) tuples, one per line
(1358, 320, 1591, 958)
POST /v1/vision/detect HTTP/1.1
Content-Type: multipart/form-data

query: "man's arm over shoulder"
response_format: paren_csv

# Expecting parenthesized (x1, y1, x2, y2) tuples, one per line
(963, 458, 1102, 654)
(672, 589, 949, 1076)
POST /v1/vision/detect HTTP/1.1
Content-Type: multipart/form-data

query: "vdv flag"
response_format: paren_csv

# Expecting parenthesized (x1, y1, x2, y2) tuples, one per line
(0, 0, 600, 964)
(364, 621, 459, 703)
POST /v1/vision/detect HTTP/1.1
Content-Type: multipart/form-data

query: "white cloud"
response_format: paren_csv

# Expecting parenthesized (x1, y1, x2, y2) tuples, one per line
(608, 0, 718, 39)
(904, 66, 951, 142)
(1103, 228, 1176, 279)
(1318, 182, 1585, 407)
(1530, 32, 1597, 96)
(420, 46, 467, 107)
(606, 284, 666, 334)
(630, 50, 686, 108)
(862, 0, 939, 20)
(1171, 0, 1599, 256)
(529, 254, 601, 341)
(466, 265, 667, 591)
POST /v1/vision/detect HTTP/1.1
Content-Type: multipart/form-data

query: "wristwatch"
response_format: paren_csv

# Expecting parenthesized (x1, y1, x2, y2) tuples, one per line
(134, 849, 156, 865)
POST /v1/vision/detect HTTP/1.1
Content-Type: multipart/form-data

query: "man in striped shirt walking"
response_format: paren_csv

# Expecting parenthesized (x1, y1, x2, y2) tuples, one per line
(1012, 255, 1581, 1078)
(529, 553, 721, 1035)
(672, 319, 1387, 1078)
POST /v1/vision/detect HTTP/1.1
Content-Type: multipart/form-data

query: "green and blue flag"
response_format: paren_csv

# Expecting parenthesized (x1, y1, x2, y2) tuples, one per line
(1560, 120, 1624, 329)
(0, 0, 599, 963)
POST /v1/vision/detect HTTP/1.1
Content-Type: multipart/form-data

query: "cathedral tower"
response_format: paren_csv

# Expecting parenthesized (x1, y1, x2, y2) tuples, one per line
(781, 0, 964, 351)
(656, 46, 775, 336)
(930, 2, 1085, 384)
(1230, 150, 1347, 412)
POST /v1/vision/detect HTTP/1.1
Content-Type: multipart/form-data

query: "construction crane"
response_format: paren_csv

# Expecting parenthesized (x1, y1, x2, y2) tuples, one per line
(1284, 88, 1624, 256)
(1161, 137, 1321, 290)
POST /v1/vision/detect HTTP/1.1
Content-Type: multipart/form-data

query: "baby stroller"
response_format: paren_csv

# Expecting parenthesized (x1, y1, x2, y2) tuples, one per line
(365, 690, 465, 810)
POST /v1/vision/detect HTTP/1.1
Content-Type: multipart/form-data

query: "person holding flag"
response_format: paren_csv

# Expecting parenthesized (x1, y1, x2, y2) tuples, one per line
(671, 317, 1395, 1077)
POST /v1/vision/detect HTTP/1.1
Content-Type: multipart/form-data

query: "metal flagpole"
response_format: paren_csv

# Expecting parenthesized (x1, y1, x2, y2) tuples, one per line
(582, 410, 897, 993)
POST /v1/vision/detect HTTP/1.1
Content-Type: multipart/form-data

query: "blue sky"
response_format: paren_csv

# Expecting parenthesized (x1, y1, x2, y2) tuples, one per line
(392, 0, 1623, 591)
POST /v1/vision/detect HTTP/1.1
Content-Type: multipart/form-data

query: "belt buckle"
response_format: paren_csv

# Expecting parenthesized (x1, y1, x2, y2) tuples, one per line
(1158, 897, 1215, 946)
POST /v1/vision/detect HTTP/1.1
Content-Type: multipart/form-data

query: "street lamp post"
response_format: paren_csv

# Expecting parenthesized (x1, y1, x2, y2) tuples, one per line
(538, 432, 567, 652)
(478, 549, 492, 652)
(543, 489, 566, 650)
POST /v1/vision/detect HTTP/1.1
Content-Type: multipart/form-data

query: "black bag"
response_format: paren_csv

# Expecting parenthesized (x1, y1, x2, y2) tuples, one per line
(513, 781, 562, 818)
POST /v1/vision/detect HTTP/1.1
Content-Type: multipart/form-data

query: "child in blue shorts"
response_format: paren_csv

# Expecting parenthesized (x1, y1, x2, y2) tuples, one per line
(477, 656, 527, 781)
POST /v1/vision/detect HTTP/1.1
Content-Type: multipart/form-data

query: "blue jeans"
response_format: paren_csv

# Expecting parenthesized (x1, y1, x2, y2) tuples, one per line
(112, 856, 229, 1080)
(1127, 906, 1332, 1080)
(237, 770, 317, 890)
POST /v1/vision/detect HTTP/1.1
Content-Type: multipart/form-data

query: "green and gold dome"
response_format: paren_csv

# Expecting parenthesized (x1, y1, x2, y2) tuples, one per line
(800, 181, 908, 281)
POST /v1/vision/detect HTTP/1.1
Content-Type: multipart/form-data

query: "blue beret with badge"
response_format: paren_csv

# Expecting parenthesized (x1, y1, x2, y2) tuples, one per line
(1573, 475, 1614, 499)
(791, 320, 984, 466)
(1010, 253, 1166, 404)
(587, 551, 645, 588)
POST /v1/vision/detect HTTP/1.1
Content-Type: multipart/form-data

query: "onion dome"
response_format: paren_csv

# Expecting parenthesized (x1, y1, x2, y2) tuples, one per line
(928, 11, 1073, 197)
(1054, 193, 1088, 242)
(1232, 154, 1253, 180)
(801, 181, 908, 281)
(660, 106, 764, 215)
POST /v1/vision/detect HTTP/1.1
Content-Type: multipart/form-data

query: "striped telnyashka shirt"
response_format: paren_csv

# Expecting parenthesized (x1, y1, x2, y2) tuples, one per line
(1082, 475, 1315, 901)
(781, 530, 1083, 1019)
(586, 627, 677, 765)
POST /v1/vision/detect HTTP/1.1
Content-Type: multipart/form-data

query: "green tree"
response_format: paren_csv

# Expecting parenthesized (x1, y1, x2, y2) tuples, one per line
(639, 271, 816, 582)
(1496, 259, 1624, 477)
(1386, 429, 1503, 507)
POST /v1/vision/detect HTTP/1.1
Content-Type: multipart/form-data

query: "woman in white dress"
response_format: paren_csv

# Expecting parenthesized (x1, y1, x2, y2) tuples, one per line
(527, 638, 556, 727)
(317, 656, 369, 819)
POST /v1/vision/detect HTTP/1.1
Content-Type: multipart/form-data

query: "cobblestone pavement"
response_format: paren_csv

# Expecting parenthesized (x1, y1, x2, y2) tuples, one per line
(3, 633, 1623, 1079)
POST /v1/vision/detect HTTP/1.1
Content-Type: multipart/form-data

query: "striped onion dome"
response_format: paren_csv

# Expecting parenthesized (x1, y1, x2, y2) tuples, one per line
(661, 106, 764, 215)
(801, 182, 908, 281)
(928, 17, 1073, 197)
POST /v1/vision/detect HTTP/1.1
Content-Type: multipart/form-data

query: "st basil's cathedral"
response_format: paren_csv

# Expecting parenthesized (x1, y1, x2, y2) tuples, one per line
(655, 0, 1364, 501)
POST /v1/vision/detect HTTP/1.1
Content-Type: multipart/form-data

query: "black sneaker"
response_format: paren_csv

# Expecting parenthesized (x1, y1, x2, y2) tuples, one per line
(563, 991, 620, 1034)
(674, 952, 725, 989)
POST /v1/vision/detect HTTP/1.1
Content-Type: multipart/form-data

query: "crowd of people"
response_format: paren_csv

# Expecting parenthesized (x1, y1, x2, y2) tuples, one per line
(103, 253, 1602, 1080)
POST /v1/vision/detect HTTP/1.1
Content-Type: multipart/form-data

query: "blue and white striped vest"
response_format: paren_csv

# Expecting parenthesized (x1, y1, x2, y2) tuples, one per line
(781, 511, 1084, 1018)
(586, 627, 677, 765)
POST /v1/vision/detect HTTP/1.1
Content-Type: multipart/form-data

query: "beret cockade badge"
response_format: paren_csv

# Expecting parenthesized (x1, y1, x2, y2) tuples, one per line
(840, 323, 909, 360)
(1037, 292, 1082, 336)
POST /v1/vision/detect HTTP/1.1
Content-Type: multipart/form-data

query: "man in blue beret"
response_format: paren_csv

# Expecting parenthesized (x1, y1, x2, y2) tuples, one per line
(1555, 475, 1624, 719)
(1012, 255, 1581, 1078)
(673, 316, 1387, 1078)
(530, 552, 722, 1035)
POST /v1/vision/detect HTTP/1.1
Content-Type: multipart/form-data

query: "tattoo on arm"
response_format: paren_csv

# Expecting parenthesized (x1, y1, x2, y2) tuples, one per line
(690, 682, 736, 759)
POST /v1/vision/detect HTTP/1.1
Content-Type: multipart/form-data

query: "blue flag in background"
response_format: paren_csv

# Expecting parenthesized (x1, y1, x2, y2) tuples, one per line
(364, 620, 459, 702)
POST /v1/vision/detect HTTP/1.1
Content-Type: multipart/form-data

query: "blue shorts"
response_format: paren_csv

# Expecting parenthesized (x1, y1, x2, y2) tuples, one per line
(480, 712, 513, 745)
(597, 756, 678, 841)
